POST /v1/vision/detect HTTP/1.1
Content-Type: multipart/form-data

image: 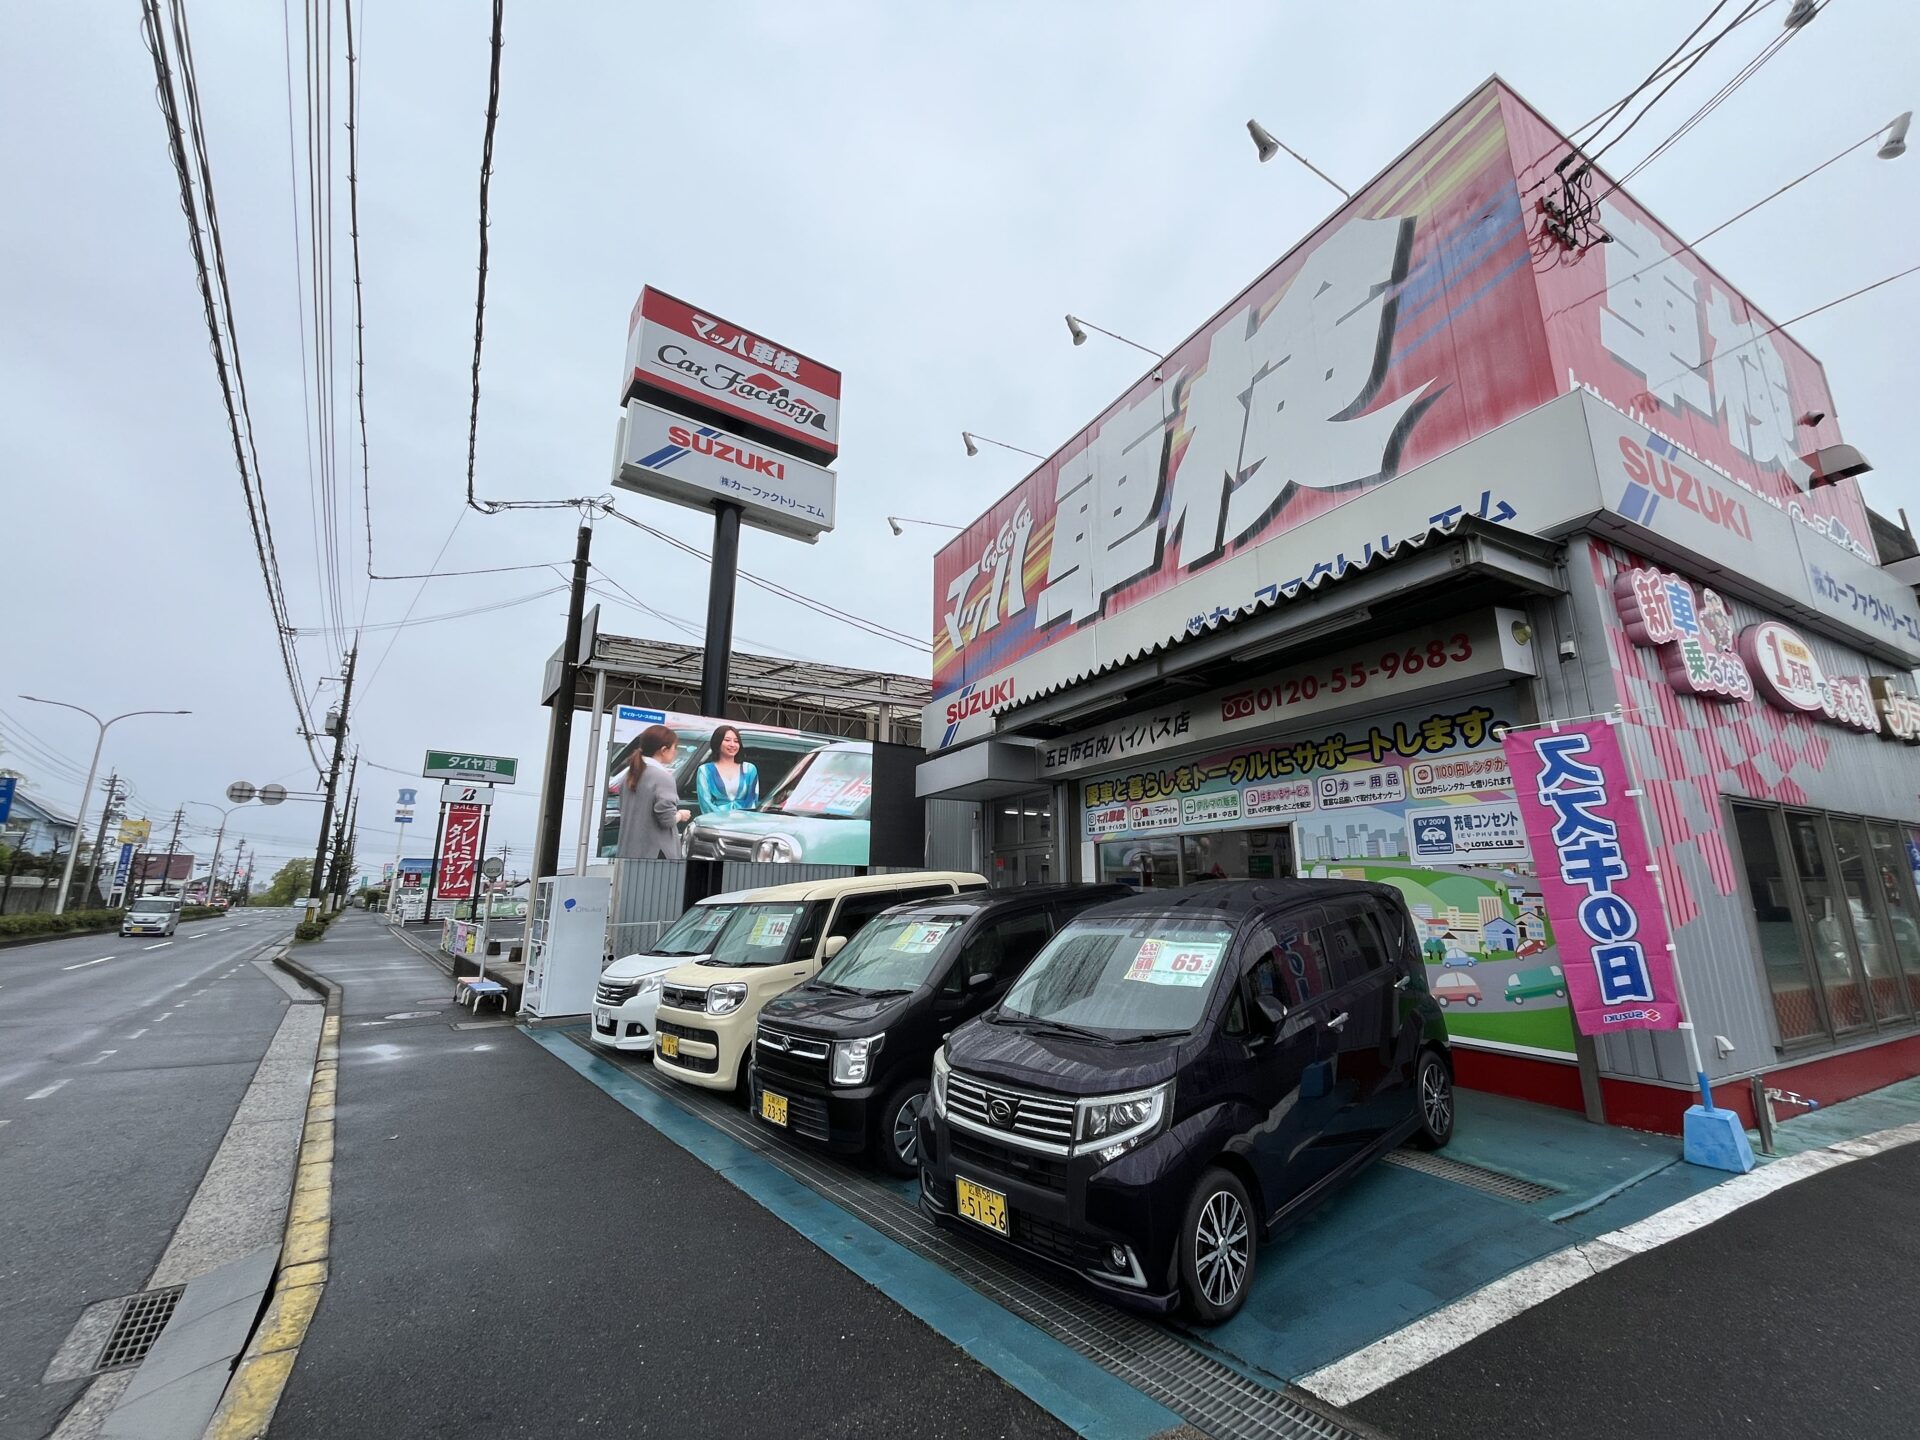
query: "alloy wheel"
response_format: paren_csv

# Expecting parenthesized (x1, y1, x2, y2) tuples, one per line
(892, 1094, 924, 1167)
(1194, 1190, 1249, 1308)
(1422, 1060, 1453, 1138)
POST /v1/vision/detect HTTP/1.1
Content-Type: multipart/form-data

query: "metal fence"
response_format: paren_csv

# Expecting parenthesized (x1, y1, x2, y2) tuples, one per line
(605, 858, 861, 959)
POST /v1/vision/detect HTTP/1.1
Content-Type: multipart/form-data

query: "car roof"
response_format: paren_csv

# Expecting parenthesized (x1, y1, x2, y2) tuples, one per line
(1076, 878, 1409, 924)
(692, 885, 781, 906)
(876, 883, 1130, 919)
(729, 871, 987, 903)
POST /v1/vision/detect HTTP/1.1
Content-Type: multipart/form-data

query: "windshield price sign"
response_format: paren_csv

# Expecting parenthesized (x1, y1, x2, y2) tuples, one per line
(423, 751, 518, 784)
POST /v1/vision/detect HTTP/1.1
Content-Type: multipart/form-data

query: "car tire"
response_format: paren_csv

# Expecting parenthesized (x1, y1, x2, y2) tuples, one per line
(1555, 988, 1566, 998)
(1435, 995, 1449, 1008)
(1467, 995, 1480, 1007)
(877, 1077, 930, 1177)
(1178, 1168, 1256, 1325)
(1412, 1049, 1454, 1151)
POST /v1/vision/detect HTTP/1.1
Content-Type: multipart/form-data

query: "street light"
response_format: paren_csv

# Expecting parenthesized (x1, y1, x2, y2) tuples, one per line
(886, 516, 963, 536)
(182, 799, 247, 905)
(18, 696, 190, 914)
(1245, 119, 1351, 199)
(1063, 314, 1163, 361)
(1880, 111, 1911, 160)
(960, 431, 1046, 460)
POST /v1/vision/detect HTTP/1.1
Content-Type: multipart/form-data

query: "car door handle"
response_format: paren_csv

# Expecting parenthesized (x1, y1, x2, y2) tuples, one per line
(1394, 975, 1411, 990)
(1325, 1011, 1350, 1032)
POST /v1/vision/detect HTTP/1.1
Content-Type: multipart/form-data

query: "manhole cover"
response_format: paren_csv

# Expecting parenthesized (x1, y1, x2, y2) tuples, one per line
(382, 1010, 442, 1021)
(95, 1287, 183, 1372)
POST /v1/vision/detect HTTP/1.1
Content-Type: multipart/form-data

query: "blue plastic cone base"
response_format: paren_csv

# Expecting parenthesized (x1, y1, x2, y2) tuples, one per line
(1683, 1104, 1757, 1173)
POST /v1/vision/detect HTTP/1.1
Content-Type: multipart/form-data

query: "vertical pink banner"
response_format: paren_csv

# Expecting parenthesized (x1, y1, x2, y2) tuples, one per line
(436, 803, 484, 900)
(1500, 720, 1682, 1034)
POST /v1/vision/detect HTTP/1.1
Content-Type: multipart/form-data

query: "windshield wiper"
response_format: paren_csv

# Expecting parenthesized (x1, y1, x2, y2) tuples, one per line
(999, 1015, 1109, 1043)
(1111, 1029, 1189, 1044)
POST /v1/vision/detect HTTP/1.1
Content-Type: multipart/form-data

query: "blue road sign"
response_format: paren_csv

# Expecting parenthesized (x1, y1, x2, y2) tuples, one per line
(0, 775, 14, 825)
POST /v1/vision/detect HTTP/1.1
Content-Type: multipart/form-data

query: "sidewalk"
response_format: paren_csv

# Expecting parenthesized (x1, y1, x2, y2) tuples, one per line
(264, 914, 1078, 1440)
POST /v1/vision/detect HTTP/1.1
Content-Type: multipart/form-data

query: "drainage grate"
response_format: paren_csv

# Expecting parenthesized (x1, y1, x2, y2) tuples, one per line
(570, 1031, 1367, 1440)
(95, 1286, 184, 1371)
(1381, 1149, 1559, 1203)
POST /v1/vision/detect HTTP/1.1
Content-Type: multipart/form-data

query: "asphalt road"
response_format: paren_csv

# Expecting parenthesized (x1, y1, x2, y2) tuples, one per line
(0, 909, 298, 1440)
(271, 914, 1073, 1440)
(1356, 1137, 1920, 1440)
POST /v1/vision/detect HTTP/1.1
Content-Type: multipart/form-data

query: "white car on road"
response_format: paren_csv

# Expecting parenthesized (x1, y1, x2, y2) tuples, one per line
(121, 897, 180, 937)
(589, 888, 770, 1053)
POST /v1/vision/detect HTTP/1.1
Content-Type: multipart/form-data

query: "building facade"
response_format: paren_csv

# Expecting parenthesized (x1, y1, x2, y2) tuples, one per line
(918, 80, 1920, 1130)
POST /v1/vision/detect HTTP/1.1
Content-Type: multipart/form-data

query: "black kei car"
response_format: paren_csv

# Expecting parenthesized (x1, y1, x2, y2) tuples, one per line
(751, 884, 1130, 1175)
(918, 879, 1453, 1324)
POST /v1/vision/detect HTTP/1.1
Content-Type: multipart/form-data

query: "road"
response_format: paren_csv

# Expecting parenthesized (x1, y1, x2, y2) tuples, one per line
(270, 915, 1072, 1440)
(1355, 1136, 1920, 1440)
(0, 909, 298, 1440)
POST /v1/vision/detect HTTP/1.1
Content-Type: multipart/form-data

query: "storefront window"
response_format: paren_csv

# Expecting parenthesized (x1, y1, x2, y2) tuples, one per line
(990, 790, 1055, 890)
(1098, 837, 1181, 889)
(1733, 804, 1822, 1044)
(1830, 819, 1909, 1023)
(1868, 823, 1920, 1014)
(1786, 813, 1869, 1032)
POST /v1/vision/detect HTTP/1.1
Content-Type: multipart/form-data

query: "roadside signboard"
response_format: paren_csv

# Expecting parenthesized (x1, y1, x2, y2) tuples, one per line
(226, 781, 257, 804)
(621, 287, 840, 461)
(439, 783, 496, 807)
(423, 751, 518, 784)
(436, 803, 485, 899)
(119, 818, 152, 845)
(0, 776, 13, 825)
(616, 398, 835, 542)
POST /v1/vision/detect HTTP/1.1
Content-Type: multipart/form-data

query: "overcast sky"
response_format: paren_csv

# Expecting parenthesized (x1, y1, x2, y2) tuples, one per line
(3, 0, 1914, 882)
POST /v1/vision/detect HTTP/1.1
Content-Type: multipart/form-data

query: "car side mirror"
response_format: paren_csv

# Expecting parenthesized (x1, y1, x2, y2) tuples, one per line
(967, 971, 996, 992)
(1256, 994, 1288, 1031)
(821, 935, 848, 961)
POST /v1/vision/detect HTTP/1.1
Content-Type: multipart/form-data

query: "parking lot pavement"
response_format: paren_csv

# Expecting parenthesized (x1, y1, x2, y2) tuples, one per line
(1351, 1137, 1920, 1440)
(268, 916, 1086, 1440)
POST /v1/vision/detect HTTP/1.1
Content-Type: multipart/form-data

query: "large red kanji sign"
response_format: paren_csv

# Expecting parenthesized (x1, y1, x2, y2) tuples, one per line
(435, 803, 484, 900)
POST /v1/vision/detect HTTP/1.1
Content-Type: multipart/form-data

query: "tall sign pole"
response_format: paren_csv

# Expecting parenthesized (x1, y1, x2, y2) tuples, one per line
(533, 521, 593, 893)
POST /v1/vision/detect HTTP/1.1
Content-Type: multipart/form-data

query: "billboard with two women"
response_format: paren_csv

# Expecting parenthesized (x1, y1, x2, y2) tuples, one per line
(598, 706, 879, 865)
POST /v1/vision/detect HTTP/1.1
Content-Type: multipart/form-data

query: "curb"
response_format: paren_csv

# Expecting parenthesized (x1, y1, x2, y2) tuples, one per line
(199, 946, 340, 1440)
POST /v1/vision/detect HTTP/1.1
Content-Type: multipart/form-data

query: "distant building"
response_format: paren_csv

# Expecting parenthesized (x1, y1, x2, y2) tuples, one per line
(1482, 916, 1519, 951)
(1517, 908, 1545, 941)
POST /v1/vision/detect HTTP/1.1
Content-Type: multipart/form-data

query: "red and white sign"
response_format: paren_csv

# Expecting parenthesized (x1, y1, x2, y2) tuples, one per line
(436, 803, 484, 900)
(623, 288, 840, 461)
(1738, 620, 1877, 732)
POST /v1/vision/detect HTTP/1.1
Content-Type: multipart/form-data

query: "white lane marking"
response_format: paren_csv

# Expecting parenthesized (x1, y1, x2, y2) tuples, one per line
(126, 1029, 149, 1040)
(1298, 1117, 1920, 1406)
(27, 1079, 70, 1100)
(80, 1050, 118, 1066)
(217, 926, 233, 932)
(63, 956, 115, 970)
(145, 942, 173, 951)
(153, 1013, 172, 1023)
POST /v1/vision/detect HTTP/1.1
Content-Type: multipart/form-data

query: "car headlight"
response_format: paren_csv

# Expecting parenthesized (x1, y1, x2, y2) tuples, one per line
(831, 1033, 884, 1087)
(1075, 1081, 1172, 1162)
(637, 973, 666, 997)
(931, 1045, 950, 1116)
(706, 982, 749, 1016)
(754, 834, 801, 863)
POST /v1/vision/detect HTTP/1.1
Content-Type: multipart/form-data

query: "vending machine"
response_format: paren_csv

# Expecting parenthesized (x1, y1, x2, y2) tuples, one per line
(521, 873, 610, 1018)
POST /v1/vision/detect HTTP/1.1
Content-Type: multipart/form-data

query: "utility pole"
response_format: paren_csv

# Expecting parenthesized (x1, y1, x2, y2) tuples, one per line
(80, 772, 124, 909)
(328, 753, 359, 912)
(159, 807, 185, 899)
(229, 839, 247, 905)
(309, 647, 358, 910)
(533, 521, 592, 890)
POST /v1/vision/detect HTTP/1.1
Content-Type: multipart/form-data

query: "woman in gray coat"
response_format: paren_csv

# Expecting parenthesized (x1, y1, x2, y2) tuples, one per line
(617, 724, 691, 860)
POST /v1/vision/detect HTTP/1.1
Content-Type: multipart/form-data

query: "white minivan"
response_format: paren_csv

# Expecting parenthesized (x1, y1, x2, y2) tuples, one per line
(589, 888, 771, 1053)
(121, 896, 181, 937)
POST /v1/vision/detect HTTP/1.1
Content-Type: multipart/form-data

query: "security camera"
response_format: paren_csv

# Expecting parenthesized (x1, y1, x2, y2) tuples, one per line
(1557, 639, 1578, 662)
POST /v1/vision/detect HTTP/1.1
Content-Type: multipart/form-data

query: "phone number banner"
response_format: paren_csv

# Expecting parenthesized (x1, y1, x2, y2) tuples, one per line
(1500, 720, 1680, 1034)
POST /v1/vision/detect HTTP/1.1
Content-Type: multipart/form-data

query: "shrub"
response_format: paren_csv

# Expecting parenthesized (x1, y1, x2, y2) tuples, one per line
(181, 905, 225, 921)
(294, 920, 327, 942)
(0, 908, 125, 939)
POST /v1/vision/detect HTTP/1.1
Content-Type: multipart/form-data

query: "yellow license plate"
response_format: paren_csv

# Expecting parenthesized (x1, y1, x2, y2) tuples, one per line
(955, 1176, 1008, 1236)
(658, 1033, 680, 1059)
(760, 1090, 789, 1126)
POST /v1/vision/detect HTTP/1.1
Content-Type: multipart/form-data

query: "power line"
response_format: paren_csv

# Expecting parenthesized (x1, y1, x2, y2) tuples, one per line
(292, 584, 567, 636)
(140, 0, 322, 767)
(465, 0, 504, 514)
(344, 0, 374, 629)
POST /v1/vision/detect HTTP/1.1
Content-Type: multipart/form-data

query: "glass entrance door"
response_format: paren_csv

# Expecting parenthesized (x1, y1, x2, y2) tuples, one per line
(1097, 827, 1296, 890)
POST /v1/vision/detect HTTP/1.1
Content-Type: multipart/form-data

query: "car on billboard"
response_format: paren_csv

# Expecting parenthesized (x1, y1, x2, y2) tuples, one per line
(598, 719, 834, 858)
(685, 740, 876, 865)
(1504, 964, 1567, 1004)
(1432, 972, 1483, 1008)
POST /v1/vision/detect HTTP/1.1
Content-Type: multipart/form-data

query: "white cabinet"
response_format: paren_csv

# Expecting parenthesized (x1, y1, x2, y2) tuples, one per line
(521, 873, 610, 1018)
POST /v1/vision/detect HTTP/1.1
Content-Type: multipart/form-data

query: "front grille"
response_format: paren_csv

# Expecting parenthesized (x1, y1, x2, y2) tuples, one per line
(757, 1024, 831, 1061)
(687, 832, 758, 861)
(656, 1018, 720, 1073)
(946, 1071, 1076, 1150)
(950, 1130, 1069, 1192)
(661, 983, 708, 1012)
(595, 978, 640, 1007)
(1010, 1211, 1103, 1272)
